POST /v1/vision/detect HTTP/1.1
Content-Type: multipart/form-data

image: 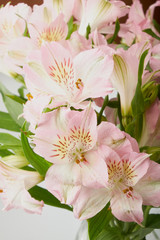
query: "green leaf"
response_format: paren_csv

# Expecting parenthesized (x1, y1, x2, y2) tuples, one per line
(96, 228, 123, 240)
(21, 124, 52, 176)
(130, 49, 149, 141)
(88, 204, 112, 240)
(6, 94, 26, 104)
(146, 214, 160, 229)
(0, 133, 21, 146)
(0, 149, 14, 157)
(29, 185, 72, 211)
(138, 49, 149, 86)
(107, 19, 120, 44)
(143, 28, 160, 41)
(0, 111, 20, 132)
(0, 82, 24, 126)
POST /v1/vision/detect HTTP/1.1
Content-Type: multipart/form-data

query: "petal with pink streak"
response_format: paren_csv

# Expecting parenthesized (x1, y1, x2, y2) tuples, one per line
(41, 42, 76, 95)
(110, 188, 143, 224)
(73, 187, 111, 220)
(67, 106, 97, 150)
(122, 152, 150, 186)
(33, 108, 70, 163)
(97, 122, 134, 157)
(73, 47, 114, 101)
(136, 161, 160, 207)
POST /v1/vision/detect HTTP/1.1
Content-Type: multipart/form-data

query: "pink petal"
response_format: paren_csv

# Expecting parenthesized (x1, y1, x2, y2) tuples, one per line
(136, 161, 160, 207)
(73, 186, 111, 220)
(111, 188, 143, 224)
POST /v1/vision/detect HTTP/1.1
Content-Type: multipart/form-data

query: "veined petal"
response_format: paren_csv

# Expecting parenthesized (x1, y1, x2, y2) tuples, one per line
(111, 48, 139, 116)
(73, 187, 111, 220)
(97, 122, 134, 157)
(45, 163, 81, 204)
(122, 152, 150, 186)
(73, 47, 114, 102)
(136, 161, 160, 207)
(41, 42, 77, 96)
(111, 188, 143, 224)
(78, 0, 128, 35)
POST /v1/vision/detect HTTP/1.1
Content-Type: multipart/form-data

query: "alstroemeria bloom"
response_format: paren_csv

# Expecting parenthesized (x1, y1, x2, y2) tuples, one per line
(24, 41, 114, 107)
(73, 146, 151, 223)
(119, 0, 160, 45)
(74, 0, 128, 36)
(110, 41, 150, 120)
(0, 160, 44, 214)
(0, 2, 31, 75)
(34, 107, 108, 204)
(44, 0, 75, 22)
(28, 4, 68, 48)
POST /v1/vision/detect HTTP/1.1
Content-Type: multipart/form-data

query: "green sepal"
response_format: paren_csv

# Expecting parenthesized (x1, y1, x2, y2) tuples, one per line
(21, 123, 52, 177)
(29, 185, 72, 211)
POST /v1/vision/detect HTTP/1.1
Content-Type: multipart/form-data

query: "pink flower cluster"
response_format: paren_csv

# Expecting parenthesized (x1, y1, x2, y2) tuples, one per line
(0, 0, 160, 224)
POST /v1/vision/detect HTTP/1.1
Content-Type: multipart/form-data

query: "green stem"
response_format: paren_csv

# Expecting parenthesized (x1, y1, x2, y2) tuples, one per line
(123, 222, 130, 234)
(143, 206, 151, 226)
(97, 95, 109, 125)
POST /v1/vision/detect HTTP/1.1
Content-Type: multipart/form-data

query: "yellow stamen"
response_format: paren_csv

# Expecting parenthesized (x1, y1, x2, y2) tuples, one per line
(26, 93, 33, 101)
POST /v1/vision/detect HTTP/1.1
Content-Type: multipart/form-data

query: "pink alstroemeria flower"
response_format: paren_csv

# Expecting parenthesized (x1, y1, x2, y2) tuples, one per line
(44, 0, 75, 22)
(34, 107, 108, 204)
(0, 160, 44, 214)
(0, 2, 31, 76)
(74, 0, 128, 36)
(73, 146, 151, 224)
(28, 4, 68, 48)
(110, 41, 150, 118)
(119, 0, 160, 45)
(24, 41, 114, 107)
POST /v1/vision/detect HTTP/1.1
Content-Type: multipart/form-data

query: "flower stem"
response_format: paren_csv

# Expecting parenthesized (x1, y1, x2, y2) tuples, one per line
(97, 95, 108, 125)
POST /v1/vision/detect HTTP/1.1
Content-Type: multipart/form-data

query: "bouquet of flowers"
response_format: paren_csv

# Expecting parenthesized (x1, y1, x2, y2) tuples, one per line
(0, 0, 160, 239)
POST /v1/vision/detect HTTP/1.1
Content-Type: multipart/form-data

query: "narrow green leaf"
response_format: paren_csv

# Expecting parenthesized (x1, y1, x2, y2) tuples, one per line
(96, 228, 122, 240)
(0, 111, 20, 132)
(29, 185, 72, 211)
(130, 49, 149, 141)
(0, 133, 21, 145)
(0, 82, 24, 126)
(143, 28, 160, 41)
(88, 204, 112, 240)
(138, 49, 149, 86)
(0, 149, 14, 157)
(21, 125, 52, 176)
(6, 94, 26, 104)
(107, 18, 120, 44)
